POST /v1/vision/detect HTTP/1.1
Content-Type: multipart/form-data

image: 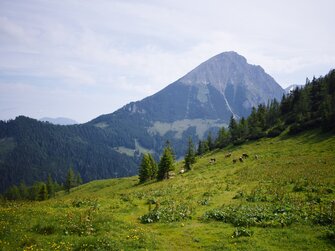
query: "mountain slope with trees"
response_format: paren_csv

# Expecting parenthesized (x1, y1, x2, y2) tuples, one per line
(0, 117, 137, 192)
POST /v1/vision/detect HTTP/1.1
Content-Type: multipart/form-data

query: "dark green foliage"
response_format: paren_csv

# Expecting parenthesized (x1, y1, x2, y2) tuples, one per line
(215, 127, 230, 148)
(232, 227, 253, 238)
(139, 153, 158, 183)
(157, 143, 175, 180)
(0, 116, 138, 193)
(33, 223, 56, 235)
(184, 138, 196, 171)
(202, 204, 297, 227)
(38, 182, 48, 201)
(18, 181, 29, 199)
(197, 69, 335, 152)
(46, 175, 55, 198)
(65, 168, 75, 193)
(5, 185, 20, 200)
(75, 173, 83, 187)
(140, 202, 193, 223)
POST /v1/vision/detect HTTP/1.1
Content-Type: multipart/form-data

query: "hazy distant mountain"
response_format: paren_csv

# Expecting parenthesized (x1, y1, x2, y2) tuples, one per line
(40, 117, 78, 125)
(90, 51, 284, 158)
(285, 84, 304, 94)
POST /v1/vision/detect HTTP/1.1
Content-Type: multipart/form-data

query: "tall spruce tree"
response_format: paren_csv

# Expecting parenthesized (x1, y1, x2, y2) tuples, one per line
(38, 182, 48, 201)
(228, 115, 239, 142)
(64, 167, 75, 193)
(157, 143, 175, 180)
(184, 137, 196, 171)
(139, 153, 157, 183)
(46, 175, 55, 198)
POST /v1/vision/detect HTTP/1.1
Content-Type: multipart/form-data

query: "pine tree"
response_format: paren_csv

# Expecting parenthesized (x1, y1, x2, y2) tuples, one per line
(147, 153, 158, 180)
(197, 140, 204, 155)
(38, 182, 48, 201)
(157, 143, 175, 180)
(139, 153, 157, 183)
(18, 181, 29, 200)
(207, 132, 215, 151)
(5, 185, 21, 200)
(64, 167, 75, 193)
(215, 127, 230, 148)
(46, 175, 55, 198)
(139, 154, 151, 183)
(228, 115, 238, 142)
(75, 172, 83, 187)
(184, 137, 196, 171)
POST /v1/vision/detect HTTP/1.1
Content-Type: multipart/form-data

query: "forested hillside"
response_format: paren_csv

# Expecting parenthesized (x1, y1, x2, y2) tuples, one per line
(0, 117, 137, 192)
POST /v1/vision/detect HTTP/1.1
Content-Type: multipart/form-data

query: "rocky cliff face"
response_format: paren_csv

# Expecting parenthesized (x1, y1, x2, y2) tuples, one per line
(179, 51, 284, 118)
(90, 51, 284, 157)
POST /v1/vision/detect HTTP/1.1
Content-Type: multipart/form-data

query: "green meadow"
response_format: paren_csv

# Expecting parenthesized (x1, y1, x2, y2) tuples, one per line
(1, 130, 335, 250)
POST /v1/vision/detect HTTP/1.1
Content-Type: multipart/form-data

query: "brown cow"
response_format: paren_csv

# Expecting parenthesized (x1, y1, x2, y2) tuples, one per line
(225, 152, 232, 158)
(242, 153, 249, 159)
(239, 157, 244, 162)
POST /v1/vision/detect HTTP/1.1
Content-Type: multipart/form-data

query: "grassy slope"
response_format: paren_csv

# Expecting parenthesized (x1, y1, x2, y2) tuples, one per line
(1, 130, 335, 250)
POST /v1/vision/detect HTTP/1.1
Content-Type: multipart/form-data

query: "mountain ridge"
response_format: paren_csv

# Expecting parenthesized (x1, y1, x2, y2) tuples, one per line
(1, 51, 286, 192)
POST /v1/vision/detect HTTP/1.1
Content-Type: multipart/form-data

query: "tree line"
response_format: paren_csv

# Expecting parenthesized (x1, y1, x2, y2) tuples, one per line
(2, 167, 82, 201)
(138, 138, 196, 183)
(139, 69, 335, 181)
(198, 69, 335, 154)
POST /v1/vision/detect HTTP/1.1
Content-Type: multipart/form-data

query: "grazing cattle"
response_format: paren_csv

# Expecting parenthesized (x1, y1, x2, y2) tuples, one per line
(239, 157, 244, 162)
(242, 153, 249, 159)
(209, 158, 216, 164)
(254, 154, 259, 160)
(233, 159, 237, 164)
(225, 152, 232, 158)
(179, 169, 185, 174)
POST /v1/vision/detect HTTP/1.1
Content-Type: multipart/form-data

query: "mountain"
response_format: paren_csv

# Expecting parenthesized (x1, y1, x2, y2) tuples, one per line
(39, 117, 78, 125)
(89, 51, 284, 158)
(284, 84, 304, 94)
(0, 116, 138, 192)
(0, 51, 285, 192)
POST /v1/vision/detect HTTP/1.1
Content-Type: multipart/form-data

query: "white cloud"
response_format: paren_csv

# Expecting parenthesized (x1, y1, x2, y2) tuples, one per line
(0, 0, 334, 122)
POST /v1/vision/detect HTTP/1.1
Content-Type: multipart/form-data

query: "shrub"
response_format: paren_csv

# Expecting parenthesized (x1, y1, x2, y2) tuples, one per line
(33, 223, 56, 235)
(140, 202, 193, 224)
(232, 227, 253, 238)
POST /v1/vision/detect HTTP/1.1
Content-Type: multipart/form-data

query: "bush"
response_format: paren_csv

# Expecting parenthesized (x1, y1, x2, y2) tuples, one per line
(232, 227, 253, 238)
(33, 223, 56, 235)
(140, 202, 193, 224)
(203, 204, 297, 227)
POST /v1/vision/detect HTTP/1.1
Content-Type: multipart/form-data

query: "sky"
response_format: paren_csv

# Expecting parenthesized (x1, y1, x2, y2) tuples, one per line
(0, 0, 334, 123)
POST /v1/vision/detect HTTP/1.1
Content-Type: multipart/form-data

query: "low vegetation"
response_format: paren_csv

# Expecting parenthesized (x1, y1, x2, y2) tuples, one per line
(0, 129, 334, 250)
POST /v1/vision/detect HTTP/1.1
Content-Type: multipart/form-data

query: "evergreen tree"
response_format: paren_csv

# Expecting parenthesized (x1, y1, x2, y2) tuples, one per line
(238, 117, 249, 140)
(147, 153, 158, 180)
(75, 172, 83, 187)
(18, 181, 29, 200)
(29, 182, 40, 200)
(64, 167, 75, 193)
(157, 143, 175, 180)
(184, 137, 196, 171)
(228, 115, 238, 142)
(5, 185, 21, 200)
(197, 140, 204, 155)
(139, 153, 158, 183)
(46, 175, 55, 198)
(207, 132, 215, 151)
(215, 127, 230, 148)
(139, 154, 151, 183)
(38, 182, 48, 201)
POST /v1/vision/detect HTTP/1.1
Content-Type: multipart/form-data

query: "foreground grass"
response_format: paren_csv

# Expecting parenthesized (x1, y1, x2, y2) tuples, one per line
(1, 130, 335, 250)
